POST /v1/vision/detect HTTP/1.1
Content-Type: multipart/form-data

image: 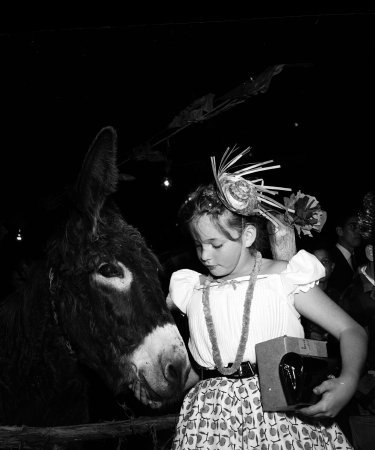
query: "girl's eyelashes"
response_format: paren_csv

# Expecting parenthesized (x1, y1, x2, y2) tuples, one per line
(194, 243, 223, 249)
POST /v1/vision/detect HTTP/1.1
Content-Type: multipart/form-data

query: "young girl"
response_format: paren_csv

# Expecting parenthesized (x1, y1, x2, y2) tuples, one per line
(167, 150, 367, 449)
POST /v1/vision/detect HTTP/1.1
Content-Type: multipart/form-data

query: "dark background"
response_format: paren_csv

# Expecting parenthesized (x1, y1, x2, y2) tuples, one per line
(0, 9, 374, 270)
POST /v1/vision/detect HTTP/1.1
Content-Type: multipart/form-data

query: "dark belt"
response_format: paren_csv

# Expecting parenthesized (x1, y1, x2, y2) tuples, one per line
(199, 361, 258, 380)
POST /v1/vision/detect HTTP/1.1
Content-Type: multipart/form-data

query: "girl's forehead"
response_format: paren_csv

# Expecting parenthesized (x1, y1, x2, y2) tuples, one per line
(190, 214, 233, 239)
(190, 215, 222, 237)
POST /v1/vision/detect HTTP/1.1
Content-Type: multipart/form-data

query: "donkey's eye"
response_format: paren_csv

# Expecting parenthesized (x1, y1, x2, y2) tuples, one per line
(98, 263, 123, 278)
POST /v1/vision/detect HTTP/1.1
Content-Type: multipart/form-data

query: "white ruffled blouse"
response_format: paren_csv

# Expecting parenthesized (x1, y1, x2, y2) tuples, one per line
(167, 250, 324, 369)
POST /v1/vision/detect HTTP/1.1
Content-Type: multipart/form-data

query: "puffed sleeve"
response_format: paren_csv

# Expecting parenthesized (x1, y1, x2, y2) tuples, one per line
(166, 269, 201, 314)
(280, 249, 325, 295)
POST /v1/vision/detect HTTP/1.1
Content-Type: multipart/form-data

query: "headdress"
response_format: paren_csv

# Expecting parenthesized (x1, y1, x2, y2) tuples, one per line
(211, 145, 327, 236)
(358, 191, 375, 298)
(358, 191, 375, 244)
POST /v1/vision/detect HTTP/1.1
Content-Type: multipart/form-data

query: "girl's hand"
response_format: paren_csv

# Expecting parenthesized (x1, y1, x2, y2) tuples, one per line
(296, 375, 357, 418)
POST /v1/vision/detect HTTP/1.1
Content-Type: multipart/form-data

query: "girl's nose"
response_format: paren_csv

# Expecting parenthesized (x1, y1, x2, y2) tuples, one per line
(200, 246, 211, 262)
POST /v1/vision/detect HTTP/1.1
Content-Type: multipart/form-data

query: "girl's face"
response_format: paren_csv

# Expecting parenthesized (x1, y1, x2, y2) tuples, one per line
(189, 213, 255, 280)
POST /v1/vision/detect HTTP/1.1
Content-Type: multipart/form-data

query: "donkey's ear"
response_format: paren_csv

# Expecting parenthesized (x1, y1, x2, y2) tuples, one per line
(75, 126, 119, 225)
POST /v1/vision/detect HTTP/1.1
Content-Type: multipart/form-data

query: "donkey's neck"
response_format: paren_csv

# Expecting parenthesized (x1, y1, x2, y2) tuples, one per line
(0, 262, 76, 365)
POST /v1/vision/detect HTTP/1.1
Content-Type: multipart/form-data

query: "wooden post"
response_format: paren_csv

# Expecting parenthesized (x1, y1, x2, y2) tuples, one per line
(0, 414, 178, 448)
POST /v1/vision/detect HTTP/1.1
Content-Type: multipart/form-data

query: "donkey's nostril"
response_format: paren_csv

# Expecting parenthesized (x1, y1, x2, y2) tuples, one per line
(164, 357, 192, 390)
(165, 362, 179, 383)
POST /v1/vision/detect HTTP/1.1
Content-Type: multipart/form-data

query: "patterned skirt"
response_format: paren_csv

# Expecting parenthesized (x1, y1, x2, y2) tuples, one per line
(171, 376, 353, 450)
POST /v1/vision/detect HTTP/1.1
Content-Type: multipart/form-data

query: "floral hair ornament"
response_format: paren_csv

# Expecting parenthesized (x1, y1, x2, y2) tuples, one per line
(283, 191, 327, 237)
(211, 145, 294, 227)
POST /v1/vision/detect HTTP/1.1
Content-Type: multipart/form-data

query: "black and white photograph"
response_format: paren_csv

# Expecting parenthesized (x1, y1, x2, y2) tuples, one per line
(0, 9, 374, 449)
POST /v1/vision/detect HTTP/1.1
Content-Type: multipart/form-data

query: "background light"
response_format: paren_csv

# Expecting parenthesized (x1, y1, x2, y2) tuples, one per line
(161, 176, 172, 189)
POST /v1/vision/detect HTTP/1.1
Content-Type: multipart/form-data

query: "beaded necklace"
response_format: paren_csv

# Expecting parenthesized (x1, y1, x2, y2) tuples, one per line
(202, 250, 262, 375)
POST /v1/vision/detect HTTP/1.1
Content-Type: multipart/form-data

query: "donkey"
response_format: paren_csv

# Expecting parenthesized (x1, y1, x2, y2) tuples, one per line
(0, 126, 191, 428)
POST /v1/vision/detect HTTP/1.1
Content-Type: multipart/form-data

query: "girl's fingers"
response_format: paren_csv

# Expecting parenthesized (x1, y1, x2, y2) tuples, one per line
(312, 378, 334, 396)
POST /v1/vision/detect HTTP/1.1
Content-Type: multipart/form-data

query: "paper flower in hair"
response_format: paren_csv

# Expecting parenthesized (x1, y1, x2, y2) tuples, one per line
(358, 191, 375, 243)
(283, 191, 327, 237)
(211, 146, 293, 226)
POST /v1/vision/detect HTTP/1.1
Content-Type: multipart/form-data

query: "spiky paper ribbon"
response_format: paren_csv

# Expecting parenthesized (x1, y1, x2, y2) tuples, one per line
(211, 146, 294, 227)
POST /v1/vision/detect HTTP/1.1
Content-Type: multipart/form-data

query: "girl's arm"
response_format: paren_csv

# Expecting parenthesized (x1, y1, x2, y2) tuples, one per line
(166, 294, 200, 390)
(166, 293, 177, 311)
(184, 366, 200, 391)
(294, 285, 368, 418)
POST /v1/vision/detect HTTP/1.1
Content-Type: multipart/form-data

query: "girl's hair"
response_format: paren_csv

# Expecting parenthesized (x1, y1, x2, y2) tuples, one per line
(178, 183, 268, 251)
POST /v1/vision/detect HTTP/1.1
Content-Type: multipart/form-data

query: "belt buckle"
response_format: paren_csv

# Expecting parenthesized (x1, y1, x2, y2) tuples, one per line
(242, 361, 255, 377)
(238, 364, 243, 377)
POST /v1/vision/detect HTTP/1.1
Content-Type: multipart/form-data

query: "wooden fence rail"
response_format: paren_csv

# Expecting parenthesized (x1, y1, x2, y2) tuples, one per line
(0, 414, 178, 448)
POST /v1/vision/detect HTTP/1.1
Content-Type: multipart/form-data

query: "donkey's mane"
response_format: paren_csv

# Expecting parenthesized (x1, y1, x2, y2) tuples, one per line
(0, 260, 57, 376)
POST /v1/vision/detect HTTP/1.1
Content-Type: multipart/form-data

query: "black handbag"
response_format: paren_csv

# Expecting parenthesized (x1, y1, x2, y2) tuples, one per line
(279, 352, 340, 406)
